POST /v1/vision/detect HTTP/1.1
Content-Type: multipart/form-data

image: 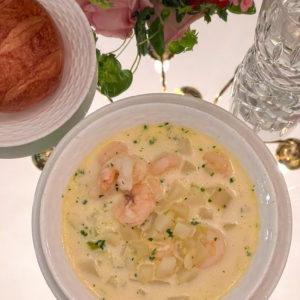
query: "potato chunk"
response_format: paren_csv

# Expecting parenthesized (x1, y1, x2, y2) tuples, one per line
(173, 223, 193, 239)
(153, 213, 173, 232)
(181, 160, 196, 174)
(171, 202, 190, 219)
(138, 264, 154, 283)
(156, 257, 177, 278)
(199, 207, 213, 219)
(177, 268, 199, 283)
(210, 187, 233, 208)
(178, 138, 192, 155)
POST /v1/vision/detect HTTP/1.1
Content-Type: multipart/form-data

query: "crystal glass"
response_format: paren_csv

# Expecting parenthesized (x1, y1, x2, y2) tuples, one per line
(231, 0, 300, 141)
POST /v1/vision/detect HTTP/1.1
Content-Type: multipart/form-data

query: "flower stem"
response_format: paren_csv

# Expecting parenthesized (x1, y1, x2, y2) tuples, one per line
(109, 39, 127, 54)
(161, 57, 167, 92)
(96, 87, 113, 103)
(116, 34, 134, 58)
(132, 55, 141, 74)
(130, 53, 140, 72)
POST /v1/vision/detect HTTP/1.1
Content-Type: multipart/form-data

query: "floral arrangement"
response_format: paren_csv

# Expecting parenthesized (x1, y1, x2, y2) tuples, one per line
(76, 0, 256, 98)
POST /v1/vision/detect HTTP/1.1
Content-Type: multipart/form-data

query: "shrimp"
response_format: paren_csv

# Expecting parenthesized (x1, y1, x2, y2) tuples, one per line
(98, 141, 128, 167)
(98, 154, 134, 192)
(149, 153, 182, 176)
(147, 177, 163, 201)
(98, 152, 149, 193)
(113, 183, 156, 227)
(203, 150, 233, 177)
(198, 225, 226, 269)
(132, 156, 147, 184)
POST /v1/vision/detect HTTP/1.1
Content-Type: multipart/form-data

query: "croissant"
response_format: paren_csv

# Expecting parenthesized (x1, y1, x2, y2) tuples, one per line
(0, 0, 64, 112)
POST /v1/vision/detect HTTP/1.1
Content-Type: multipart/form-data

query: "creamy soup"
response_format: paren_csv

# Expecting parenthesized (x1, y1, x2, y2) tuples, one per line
(62, 123, 260, 300)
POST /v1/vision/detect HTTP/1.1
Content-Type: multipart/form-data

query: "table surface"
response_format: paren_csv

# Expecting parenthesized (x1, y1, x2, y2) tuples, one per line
(1, 1, 300, 299)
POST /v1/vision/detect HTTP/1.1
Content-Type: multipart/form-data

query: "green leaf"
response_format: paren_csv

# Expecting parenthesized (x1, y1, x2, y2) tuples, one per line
(161, 7, 171, 21)
(89, 0, 113, 9)
(204, 13, 212, 23)
(134, 7, 155, 56)
(228, 2, 256, 15)
(168, 29, 198, 54)
(98, 54, 133, 97)
(217, 8, 228, 22)
(149, 17, 165, 57)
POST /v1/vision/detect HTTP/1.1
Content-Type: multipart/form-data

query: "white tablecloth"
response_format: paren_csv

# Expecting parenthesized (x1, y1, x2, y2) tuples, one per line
(1, 0, 299, 299)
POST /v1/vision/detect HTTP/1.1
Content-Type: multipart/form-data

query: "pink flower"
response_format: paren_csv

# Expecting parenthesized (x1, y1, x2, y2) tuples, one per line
(76, 0, 152, 39)
(240, 0, 253, 12)
(150, 1, 203, 46)
(230, 0, 253, 12)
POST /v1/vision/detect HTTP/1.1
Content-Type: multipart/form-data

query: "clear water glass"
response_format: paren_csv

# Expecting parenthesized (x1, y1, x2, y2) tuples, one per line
(231, 0, 300, 141)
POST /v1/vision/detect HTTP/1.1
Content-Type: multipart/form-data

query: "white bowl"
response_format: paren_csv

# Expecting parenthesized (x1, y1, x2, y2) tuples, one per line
(0, 0, 97, 158)
(32, 94, 292, 300)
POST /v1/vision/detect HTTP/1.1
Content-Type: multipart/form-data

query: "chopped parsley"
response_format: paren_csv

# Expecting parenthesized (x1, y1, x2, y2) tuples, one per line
(99, 194, 104, 198)
(80, 230, 88, 237)
(199, 148, 203, 151)
(230, 177, 234, 183)
(87, 240, 106, 251)
(160, 178, 165, 183)
(82, 200, 88, 205)
(191, 219, 200, 225)
(149, 248, 157, 261)
(134, 273, 138, 277)
(210, 172, 215, 177)
(148, 237, 153, 241)
(212, 145, 216, 149)
(110, 163, 114, 167)
(208, 198, 212, 203)
(218, 188, 222, 192)
(200, 187, 205, 192)
(115, 184, 119, 191)
(133, 140, 138, 144)
(201, 164, 206, 168)
(214, 237, 218, 241)
(144, 125, 148, 130)
(149, 137, 157, 145)
(166, 228, 173, 238)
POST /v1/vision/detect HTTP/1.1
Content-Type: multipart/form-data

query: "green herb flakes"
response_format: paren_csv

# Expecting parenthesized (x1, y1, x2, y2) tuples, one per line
(191, 219, 200, 225)
(149, 248, 157, 260)
(230, 177, 235, 183)
(80, 230, 88, 237)
(82, 200, 88, 205)
(87, 240, 106, 251)
(149, 137, 157, 145)
(99, 194, 104, 198)
(166, 228, 173, 238)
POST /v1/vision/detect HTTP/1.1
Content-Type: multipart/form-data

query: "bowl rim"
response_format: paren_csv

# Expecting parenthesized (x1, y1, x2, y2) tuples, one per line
(32, 93, 292, 300)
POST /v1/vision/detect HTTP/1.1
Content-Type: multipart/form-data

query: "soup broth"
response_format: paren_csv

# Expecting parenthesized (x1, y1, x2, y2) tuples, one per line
(62, 123, 260, 300)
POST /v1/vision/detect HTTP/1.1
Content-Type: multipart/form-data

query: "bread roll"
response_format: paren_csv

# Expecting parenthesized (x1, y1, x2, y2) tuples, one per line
(0, 0, 64, 112)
